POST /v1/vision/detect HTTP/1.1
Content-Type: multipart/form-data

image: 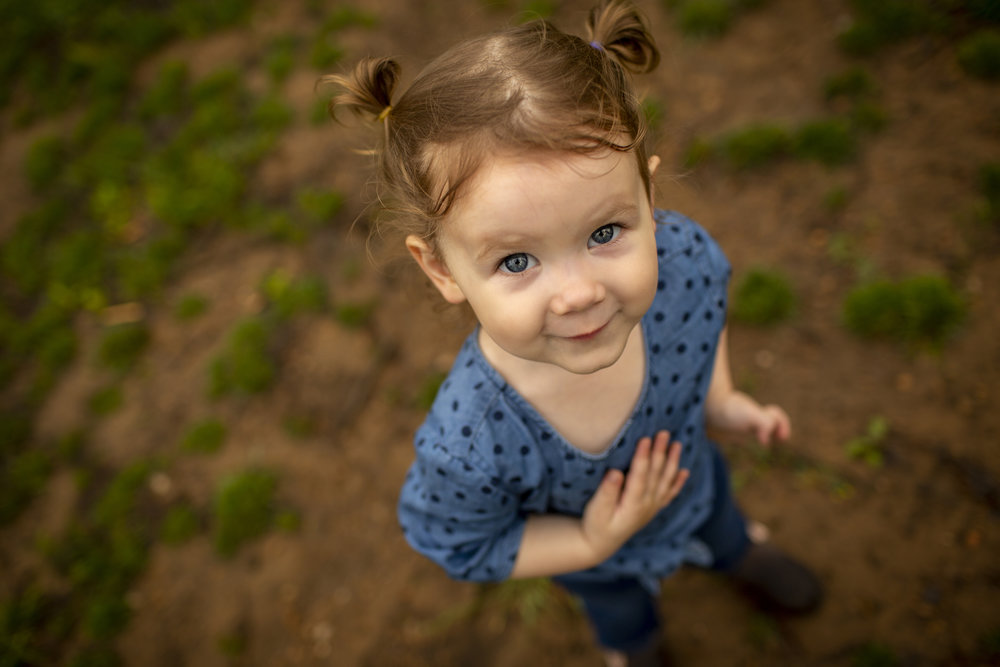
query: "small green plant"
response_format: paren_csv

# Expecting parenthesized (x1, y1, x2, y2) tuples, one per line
(642, 96, 666, 133)
(852, 641, 900, 667)
(488, 578, 554, 625)
(845, 416, 889, 467)
(139, 60, 189, 119)
(837, 0, 940, 56)
(24, 135, 67, 193)
(296, 187, 345, 224)
(980, 161, 1000, 222)
(843, 274, 964, 348)
(415, 371, 447, 410)
(849, 100, 889, 133)
(957, 30, 1000, 81)
(731, 268, 795, 325)
(677, 0, 734, 36)
(824, 66, 876, 101)
(334, 300, 377, 328)
(208, 318, 277, 397)
(265, 35, 298, 84)
(0, 449, 52, 526)
(260, 271, 328, 319)
(180, 418, 227, 454)
(97, 323, 150, 374)
(824, 186, 850, 213)
(87, 385, 124, 416)
(161, 504, 201, 544)
(722, 124, 791, 169)
(793, 119, 856, 166)
(282, 414, 317, 439)
(173, 293, 209, 320)
(213, 468, 278, 557)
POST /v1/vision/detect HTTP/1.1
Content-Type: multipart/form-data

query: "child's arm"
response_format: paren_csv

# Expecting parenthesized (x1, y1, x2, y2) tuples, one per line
(704, 327, 791, 445)
(509, 431, 689, 579)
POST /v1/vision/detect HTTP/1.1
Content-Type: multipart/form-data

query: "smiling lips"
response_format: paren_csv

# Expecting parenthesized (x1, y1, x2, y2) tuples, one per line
(568, 322, 607, 341)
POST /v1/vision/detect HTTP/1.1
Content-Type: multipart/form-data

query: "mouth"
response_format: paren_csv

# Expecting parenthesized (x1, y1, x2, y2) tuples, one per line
(568, 322, 607, 341)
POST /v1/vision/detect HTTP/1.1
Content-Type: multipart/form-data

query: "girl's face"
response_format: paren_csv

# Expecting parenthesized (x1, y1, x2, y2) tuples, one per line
(407, 149, 660, 375)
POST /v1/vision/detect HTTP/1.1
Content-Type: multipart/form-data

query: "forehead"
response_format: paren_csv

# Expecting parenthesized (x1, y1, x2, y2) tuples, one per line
(438, 149, 645, 251)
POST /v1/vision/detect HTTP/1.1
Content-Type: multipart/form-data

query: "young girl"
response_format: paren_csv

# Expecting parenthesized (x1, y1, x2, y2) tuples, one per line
(328, 1, 821, 664)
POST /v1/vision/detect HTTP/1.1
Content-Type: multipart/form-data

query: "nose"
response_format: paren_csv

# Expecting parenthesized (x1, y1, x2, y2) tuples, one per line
(549, 262, 606, 315)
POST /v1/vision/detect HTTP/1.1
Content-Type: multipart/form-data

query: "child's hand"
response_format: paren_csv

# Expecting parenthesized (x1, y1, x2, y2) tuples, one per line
(581, 431, 689, 562)
(707, 391, 791, 446)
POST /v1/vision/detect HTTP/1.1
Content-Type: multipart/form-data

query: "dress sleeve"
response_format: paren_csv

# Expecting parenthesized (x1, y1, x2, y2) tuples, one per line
(398, 438, 525, 582)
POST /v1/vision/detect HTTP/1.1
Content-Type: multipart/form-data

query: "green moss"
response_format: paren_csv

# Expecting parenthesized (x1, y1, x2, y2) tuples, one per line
(0, 448, 52, 526)
(82, 594, 130, 640)
(173, 293, 210, 320)
(838, 0, 942, 56)
(850, 101, 889, 133)
(677, 0, 734, 36)
(335, 300, 377, 329)
(265, 35, 298, 84)
(138, 60, 189, 119)
(958, 30, 1000, 81)
(845, 416, 889, 467)
(87, 386, 124, 416)
(722, 124, 791, 169)
(823, 186, 850, 213)
(260, 271, 328, 319)
(180, 419, 227, 454)
(213, 469, 278, 557)
(980, 161, 1000, 221)
(415, 371, 447, 411)
(296, 187, 345, 224)
(852, 642, 899, 667)
(642, 96, 666, 133)
(731, 268, 795, 325)
(323, 6, 380, 30)
(161, 504, 200, 544)
(683, 137, 716, 169)
(209, 318, 277, 398)
(793, 119, 856, 166)
(824, 66, 876, 101)
(24, 135, 67, 193)
(843, 274, 965, 348)
(97, 323, 150, 374)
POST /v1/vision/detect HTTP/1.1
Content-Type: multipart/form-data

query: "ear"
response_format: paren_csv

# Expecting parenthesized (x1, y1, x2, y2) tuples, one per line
(647, 154, 661, 207)
(405, 234, 467, 304)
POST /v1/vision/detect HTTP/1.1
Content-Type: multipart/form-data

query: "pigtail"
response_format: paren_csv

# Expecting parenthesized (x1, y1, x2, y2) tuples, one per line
(586, 0, 660, 74)
(321, 56, 400, 123)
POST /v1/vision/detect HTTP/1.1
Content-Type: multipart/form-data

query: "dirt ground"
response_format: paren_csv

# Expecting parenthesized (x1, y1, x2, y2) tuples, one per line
(2, 0, 1000, 665)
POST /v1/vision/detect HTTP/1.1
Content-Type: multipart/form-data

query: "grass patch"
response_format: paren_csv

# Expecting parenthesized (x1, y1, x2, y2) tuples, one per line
(295, 187, 345, 225)
(208, 318, 277, 398)
(845, 416, 889, 467)
(851, 641, 900, 667)
(730, 268, 795, 325)
(669, 0, 765, 38)
(334, 300, 378, 329)
(824, 66, 877, 101)
(979, 162, 1000, 222)
(213, 469, 279, 557)
(260, 271, 328, 319)
(161, 504, 200, 545)
(0, 448, 52, 526)
(958, 30, 1000, 81)
(87, 386, 124, 416)
(173, 293, 210, 320)
(96, 323, 150, 374)
(180, 419, 227, 454)
(721, 123, 791, 169)
(843, 274, 964, 348)
(793, 119, 857, 166)
(837, 0, 942, 56)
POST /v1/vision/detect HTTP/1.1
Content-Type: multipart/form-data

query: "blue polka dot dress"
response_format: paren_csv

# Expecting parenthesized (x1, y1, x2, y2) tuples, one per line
(398, 211, 731, 583)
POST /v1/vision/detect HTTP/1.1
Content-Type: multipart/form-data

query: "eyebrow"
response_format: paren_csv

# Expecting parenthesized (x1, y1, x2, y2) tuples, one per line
(472, 201, 640, 262)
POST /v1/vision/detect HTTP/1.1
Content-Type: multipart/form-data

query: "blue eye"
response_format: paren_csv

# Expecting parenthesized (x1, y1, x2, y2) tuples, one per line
(589, 224, 621, 247)
(500, 253, 537, 274)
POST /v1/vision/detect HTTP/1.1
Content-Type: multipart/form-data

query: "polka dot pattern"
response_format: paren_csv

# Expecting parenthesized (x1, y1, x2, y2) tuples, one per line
(398, 211, 729, 583)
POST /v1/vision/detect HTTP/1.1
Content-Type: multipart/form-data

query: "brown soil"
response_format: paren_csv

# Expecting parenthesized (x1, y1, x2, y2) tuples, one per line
(2, 1, 999, 665)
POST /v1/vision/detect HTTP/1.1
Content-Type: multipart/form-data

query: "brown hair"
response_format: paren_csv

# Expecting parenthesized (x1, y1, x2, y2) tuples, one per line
(323, 0, 660, 247)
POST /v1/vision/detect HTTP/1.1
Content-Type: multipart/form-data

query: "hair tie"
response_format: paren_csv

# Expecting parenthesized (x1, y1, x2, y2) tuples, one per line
(589, 40, 604, 51)
(377, 105, 392, 122)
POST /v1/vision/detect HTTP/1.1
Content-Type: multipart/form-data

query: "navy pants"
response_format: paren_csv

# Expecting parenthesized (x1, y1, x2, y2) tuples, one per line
(555, 443, 750, 652)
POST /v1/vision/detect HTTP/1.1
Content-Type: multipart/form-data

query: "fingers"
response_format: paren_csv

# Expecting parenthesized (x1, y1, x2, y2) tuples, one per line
(624, 431, 687, 508)
(756, 405, 792, 445)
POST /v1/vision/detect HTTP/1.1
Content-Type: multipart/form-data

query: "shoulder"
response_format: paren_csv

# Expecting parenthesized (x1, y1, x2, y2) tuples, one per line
(413, 336, 534, 478)
(652, 209, 731, 280)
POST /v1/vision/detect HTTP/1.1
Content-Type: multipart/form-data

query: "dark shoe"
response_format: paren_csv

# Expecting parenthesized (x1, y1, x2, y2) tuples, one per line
(729, 543, 823, 614)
